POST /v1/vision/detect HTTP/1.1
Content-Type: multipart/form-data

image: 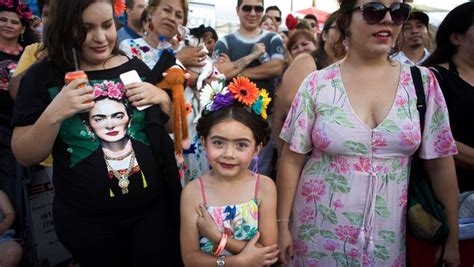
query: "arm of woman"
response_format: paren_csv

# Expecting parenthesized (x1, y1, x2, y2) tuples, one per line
(454, 141, 474, 169)
(276, 144, 306, 264)
(12, 79, 95, 166)
(273, 54, 317, 156)
(0, 191, 15, 235)
(181, 182, 278, 267)
(424, 156, 460, 267)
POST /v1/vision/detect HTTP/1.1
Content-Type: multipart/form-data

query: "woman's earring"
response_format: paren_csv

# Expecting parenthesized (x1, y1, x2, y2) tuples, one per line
(20, 33, 24, 43)
(252, 154, 259, 175)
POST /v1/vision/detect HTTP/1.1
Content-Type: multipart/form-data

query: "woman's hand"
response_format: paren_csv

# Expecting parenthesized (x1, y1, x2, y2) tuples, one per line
(236, 232, 279, 267)
(125, 81, 170, 108)
(440, 239, 460, 267)
(278, 223, 293, 265)
(176, 46, 207, 67)
(48, 78, 95, 122)
(196, 204, 221, 243)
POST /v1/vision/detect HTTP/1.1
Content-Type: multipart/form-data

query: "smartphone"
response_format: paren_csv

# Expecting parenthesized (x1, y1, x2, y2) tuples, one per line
(120, 70, 151, 111)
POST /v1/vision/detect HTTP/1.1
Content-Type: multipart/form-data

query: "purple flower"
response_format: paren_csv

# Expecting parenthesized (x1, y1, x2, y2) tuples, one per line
(323, 239, 339, 252)
(211, 92, 234, 111)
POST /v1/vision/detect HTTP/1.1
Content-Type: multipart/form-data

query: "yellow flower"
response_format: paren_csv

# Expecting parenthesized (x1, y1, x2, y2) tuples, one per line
(260, 89, 271, 120)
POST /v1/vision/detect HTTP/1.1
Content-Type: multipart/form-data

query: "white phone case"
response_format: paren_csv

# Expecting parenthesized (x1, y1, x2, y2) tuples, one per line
(120, 70, 151, 111)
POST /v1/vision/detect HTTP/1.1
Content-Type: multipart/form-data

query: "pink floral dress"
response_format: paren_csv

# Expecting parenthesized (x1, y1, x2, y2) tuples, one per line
(280, 63, 457, 267)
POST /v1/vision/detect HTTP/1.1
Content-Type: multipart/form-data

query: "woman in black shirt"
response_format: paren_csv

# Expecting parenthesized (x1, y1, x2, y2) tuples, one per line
(10, 0, 181, 266)
(424, 2, 474, 192)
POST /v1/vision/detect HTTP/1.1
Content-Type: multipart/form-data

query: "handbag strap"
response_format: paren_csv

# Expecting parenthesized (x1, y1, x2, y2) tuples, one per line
(410, 66, 426, 134)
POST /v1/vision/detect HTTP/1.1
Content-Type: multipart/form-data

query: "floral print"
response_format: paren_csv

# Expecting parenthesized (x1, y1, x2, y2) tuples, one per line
(199, 199, 259, 256)
(280, 63, 457, 266)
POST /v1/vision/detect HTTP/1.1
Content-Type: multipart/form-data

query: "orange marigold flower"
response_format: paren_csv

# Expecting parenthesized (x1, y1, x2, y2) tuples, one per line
(114, 0, 126, 17)
(228, 77, 259, 106)
(185, 102, 192, 116)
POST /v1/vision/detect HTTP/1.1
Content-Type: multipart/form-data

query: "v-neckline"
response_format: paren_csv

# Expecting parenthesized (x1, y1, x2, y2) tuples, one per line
(336, 63, 402, 131)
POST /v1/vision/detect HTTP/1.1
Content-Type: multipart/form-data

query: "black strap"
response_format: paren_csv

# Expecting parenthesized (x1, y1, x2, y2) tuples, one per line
(411, 66, 426, 134)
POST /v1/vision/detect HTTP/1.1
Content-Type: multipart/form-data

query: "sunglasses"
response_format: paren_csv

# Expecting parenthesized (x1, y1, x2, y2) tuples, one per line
(271, 16, 282, 22)
(241, 5, 264, 14)
(353, 2, 412, 25)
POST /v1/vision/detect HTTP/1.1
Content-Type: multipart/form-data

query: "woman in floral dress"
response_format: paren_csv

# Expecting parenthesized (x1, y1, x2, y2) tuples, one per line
(276, 0, 461, 266)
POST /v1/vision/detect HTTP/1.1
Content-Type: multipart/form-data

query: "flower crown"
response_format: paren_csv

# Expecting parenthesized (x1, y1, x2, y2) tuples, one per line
(200, 77, 271, 120)
(0, 0, 32, 21)
(114, 0, 125, 17)
(92, 80, 125, 100)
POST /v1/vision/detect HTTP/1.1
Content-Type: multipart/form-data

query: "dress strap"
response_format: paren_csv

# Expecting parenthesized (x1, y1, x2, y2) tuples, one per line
(197, 177, 207, 206)
(254, 174, 261, 200)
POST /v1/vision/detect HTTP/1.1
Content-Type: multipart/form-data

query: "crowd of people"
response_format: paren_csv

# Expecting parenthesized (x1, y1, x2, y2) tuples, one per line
(0, 0, 472, 266)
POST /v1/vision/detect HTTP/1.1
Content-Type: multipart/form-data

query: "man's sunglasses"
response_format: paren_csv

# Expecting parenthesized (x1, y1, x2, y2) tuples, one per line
(353, 2, 411, 25)
(241, 5, 264, 14)
(270, 16, 282, 22)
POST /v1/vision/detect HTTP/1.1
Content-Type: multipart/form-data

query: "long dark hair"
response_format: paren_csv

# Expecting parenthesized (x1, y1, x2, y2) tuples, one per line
(311, 10, 344, 69)
(42, 0, 122, 69)
(423, 2, 474, 67)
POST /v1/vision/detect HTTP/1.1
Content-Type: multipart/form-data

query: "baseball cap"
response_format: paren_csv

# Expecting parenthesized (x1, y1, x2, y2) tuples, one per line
(408, 11, 429, 27)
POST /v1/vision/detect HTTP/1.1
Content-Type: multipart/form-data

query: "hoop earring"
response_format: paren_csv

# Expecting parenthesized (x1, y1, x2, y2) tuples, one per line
(252, 154, 259, 175)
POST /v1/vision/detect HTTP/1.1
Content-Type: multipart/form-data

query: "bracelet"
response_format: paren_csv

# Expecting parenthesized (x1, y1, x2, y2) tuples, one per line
(277, 219, 290, 222)
(213, 233, 228, 256)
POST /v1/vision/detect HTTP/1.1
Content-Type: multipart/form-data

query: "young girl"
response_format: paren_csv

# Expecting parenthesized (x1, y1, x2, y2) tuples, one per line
(180, 77, 279, 266)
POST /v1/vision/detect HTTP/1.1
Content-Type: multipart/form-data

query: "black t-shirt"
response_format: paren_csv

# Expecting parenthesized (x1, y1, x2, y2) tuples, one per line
(12, 57, 165, 218)
(0, 51, 21, 128)
(432, 65, 474, 192)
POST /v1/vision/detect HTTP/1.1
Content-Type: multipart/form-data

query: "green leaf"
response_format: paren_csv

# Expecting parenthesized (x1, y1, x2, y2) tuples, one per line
(317, 103, 355, 128)
(298, 224, 319, 241)
(320, 230, 338, 239)
(332, 252, 347, 266)
(308, 251, 328, 260)
(342, 141, 368, 155)
(306, 154, 330, 175)
(325, 174, 351, 193)
(429, 108, 447, 134)
(342, 211, 363, 226)
(374, 244, 390, 261)
(351, 259, 361, 267)
(378, 230, 396, 244)
(377, 119, 400, 133)
(375, 195, 391, 218)
(396, 107, 408, 120)
(318, 205, 338, 224)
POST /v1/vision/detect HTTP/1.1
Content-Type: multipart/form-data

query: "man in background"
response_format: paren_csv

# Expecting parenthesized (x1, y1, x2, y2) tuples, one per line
(117, 0, 147, 43)
(265, 5, 282, 31)
(394, 11, 431, 65)
(304, 14, 319, 34)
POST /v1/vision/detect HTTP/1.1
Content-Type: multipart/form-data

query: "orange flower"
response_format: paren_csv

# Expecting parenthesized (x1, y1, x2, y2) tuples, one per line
(185, 102, 192, 116)
(114, 0, 126, 17)
(228, 77, 259, 106)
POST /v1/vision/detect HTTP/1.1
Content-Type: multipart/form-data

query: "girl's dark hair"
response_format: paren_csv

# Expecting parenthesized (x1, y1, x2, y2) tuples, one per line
(311, 10, 344, 69)
(196, 104, 270, 147)
(43, 0, 122, 69)
(336, 0, 405, 58)
(423, 2, 474, 67)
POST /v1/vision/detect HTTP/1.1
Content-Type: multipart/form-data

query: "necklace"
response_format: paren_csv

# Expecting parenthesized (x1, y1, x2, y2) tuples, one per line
(103, 149, 133, 161)
(104, 151, 135, 194)
(0, 43, 23, 55)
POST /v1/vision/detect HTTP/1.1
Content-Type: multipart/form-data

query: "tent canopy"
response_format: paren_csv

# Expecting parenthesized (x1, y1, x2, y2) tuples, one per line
(295, 7, 330, 24)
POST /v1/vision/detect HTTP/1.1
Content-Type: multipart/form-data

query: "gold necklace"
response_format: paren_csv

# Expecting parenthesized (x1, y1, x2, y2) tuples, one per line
(103, 149, 133, 161)
(104, 151, 135, 194)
